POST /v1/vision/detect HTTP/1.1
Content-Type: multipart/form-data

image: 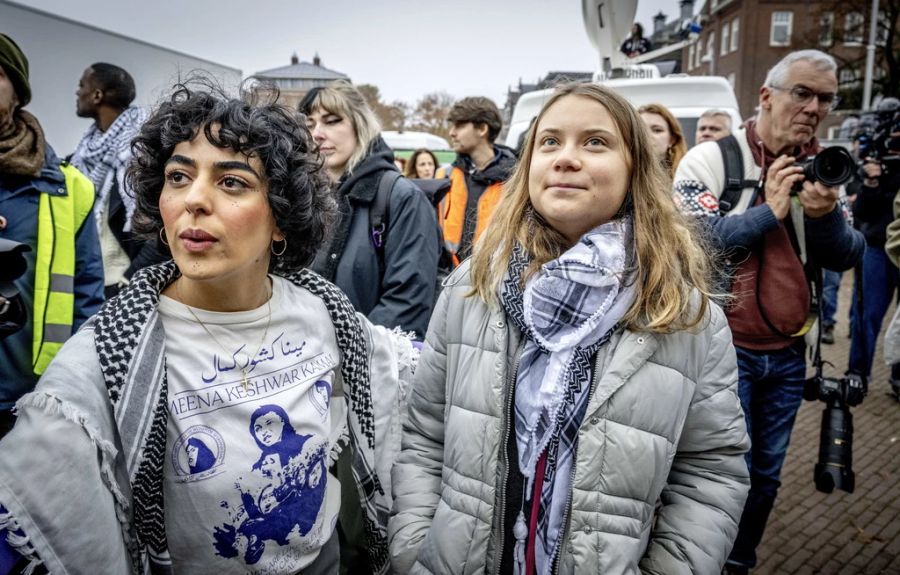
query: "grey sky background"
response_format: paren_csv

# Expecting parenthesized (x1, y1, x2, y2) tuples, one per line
(21, 0, 695, 107)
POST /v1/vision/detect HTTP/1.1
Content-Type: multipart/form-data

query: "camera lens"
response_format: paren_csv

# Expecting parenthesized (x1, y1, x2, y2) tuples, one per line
(813, 403, 855, 494)
(810, 147, 855, 187)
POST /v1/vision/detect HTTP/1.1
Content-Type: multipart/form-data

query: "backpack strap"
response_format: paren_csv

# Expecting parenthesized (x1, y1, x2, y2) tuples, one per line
(716, 134, 757, 214)
(370, 171, 400, 277)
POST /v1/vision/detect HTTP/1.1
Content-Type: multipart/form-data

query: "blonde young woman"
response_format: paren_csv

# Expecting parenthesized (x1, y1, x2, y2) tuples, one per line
(389, 83, 750, 574)
(299, 81, 439, 339)
(639, 103, 687, 180)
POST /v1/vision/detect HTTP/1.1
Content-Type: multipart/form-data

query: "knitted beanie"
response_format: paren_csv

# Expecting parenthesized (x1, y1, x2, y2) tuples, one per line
(0, 34, 30, 108)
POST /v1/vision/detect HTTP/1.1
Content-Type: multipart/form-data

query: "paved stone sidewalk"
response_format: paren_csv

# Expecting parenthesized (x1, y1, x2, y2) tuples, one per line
(754, 274, 900, 574)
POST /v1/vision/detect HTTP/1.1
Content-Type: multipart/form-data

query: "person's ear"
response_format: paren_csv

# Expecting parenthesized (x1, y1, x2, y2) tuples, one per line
(759, 86, 773, 111)
(272, 228, 285, 242)
(476, 122, 489, 140)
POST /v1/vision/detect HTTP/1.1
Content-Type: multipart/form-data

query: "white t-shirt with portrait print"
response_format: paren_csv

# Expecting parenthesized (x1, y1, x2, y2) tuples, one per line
(159, 275, 346, 575)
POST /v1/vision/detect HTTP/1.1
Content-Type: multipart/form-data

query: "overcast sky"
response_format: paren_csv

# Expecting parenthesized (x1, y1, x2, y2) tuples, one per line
(19, 0, 697, 107)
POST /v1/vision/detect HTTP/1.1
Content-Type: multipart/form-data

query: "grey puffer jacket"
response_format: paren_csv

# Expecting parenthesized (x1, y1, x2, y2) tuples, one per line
(389, 261, 750, 574)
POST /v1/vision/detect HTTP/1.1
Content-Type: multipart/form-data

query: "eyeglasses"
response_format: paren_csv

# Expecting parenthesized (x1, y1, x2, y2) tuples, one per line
(769, 85, 841, 111)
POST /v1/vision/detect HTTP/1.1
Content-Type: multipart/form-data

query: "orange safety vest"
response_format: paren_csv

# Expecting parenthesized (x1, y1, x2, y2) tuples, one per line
(438, 166, 503, 267)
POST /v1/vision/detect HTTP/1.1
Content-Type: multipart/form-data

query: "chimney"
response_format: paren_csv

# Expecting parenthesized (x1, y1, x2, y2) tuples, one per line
(290, 52, 299, 65)
(653, 12, 667, 35)
(680, 0, 693, 22)
(313, 52, 321, 67)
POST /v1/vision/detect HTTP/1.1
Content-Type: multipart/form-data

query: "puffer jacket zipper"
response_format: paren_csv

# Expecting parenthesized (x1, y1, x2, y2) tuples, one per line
(552, 352, 604, 575)
(492, 336, 526, 575)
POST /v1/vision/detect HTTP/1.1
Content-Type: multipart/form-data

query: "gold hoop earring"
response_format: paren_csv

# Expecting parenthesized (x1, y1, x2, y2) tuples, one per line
(271, 238, 287, 256)
(159, 228, 169, 247)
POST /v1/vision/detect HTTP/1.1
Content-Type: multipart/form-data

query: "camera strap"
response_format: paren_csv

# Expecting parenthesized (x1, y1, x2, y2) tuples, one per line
(750, 196, 822, 342)
(810, 265, 826, 375)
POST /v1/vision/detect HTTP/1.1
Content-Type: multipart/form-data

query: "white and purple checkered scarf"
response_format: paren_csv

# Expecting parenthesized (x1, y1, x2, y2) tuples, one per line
(500, 217, 636, 574)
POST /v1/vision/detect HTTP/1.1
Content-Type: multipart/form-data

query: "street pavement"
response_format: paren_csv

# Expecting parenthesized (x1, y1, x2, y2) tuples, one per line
(753, 273, 900, 574)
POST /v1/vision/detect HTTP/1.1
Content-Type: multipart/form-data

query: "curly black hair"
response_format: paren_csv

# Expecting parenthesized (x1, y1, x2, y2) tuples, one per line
(129, 80, 335, 271)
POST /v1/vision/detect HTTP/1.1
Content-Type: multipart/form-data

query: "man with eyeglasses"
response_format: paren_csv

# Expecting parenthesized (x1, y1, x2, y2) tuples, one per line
(672, 50, 864, 574)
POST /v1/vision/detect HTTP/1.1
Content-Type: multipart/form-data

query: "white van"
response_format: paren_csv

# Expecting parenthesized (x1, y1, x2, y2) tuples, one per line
(382, 130, 450, 151)
(504, 75, 742, 150)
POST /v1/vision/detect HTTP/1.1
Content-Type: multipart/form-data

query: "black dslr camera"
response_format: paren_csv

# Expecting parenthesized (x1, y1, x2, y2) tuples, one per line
(802, 366, 867, 493)
(856, 98, 900, 166)
(791, 146, 856, 195)
(0, 238, 30, 339)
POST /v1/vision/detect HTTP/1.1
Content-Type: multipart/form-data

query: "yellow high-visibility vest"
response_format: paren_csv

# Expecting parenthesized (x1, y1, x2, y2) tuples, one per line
(32, 164, 95, 374)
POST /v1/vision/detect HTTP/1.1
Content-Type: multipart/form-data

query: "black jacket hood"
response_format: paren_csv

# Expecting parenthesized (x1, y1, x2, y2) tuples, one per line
(336, 136, 398, 203)
(452, 144, 517, 185)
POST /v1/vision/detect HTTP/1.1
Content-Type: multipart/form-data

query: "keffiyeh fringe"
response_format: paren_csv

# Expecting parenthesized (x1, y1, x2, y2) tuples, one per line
(13, 391, 142, 570)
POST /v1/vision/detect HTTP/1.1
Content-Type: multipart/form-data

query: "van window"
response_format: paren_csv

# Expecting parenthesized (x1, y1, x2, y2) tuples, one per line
(678, 117, 699, 148)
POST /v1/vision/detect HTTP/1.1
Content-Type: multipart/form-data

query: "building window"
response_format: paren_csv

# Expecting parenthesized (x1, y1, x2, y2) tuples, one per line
(839, 68, 861, 87)
(770, 11, 793, 46)
(730, 18, 740, 52)
(688, 44, 695, 70)
(819, 12, 834, 47)
(727, 73, 736, 88)
(695, 38, 703, 68)
(706, 32, 716, 66)
(721, 24, 730, 55)
(844, 12, 864, 45)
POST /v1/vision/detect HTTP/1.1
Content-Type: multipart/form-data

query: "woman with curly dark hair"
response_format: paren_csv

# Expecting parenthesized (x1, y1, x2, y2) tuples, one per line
(0, 83, 417, 575)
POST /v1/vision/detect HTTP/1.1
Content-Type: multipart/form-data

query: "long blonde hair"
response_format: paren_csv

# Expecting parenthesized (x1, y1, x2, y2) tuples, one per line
(471, 83, 716, 334)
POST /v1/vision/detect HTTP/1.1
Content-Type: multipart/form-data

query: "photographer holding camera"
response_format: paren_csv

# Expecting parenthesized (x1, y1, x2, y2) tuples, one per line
(848, 98, 900, 396)
(673, 50, 865, 575)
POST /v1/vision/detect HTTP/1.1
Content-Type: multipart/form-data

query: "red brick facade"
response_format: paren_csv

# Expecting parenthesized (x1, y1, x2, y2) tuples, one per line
(684, 0, 871, 134)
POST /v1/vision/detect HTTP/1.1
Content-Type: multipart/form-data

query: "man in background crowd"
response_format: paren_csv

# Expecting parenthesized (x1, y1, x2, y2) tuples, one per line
(438, 96, 516, 267)
(695, 108, 733, 144)
(70, 62, 158, 297)
(846, 97, 900, 395)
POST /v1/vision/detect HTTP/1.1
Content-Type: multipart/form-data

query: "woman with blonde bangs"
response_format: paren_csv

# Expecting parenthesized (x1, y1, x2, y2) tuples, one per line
(389, 83, 749, 574)
(299, 81, 439, 340)
(639, 102, 688, 181)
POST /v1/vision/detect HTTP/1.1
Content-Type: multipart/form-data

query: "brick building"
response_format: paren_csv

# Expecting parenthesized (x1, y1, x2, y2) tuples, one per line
(684, 0, 887, 130)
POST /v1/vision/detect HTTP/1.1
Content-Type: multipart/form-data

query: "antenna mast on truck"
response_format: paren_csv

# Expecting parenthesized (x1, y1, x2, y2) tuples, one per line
(581, 0, 637, 74)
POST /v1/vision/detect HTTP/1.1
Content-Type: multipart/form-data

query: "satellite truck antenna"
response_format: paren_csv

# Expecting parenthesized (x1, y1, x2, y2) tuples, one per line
(581, 0, 638, 72)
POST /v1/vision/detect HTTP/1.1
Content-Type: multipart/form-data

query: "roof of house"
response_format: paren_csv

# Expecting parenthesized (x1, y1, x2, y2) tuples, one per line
(253, 60, 348, 81)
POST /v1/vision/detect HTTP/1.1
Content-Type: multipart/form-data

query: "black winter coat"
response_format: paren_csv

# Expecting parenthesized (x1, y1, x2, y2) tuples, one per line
(311, 137, 439, 339)
(853, 170, 900, 247)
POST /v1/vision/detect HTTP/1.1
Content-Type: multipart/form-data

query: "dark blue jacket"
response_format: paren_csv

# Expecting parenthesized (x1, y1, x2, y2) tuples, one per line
(0, 144, 104, 410)
(311, 137, 439, 339)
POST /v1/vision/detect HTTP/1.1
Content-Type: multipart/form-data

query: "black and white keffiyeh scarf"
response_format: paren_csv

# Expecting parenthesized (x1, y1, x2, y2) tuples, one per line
(499, 218, 636, 574)
(71, 106, 147, 233)
(94, 260, 390, 574)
